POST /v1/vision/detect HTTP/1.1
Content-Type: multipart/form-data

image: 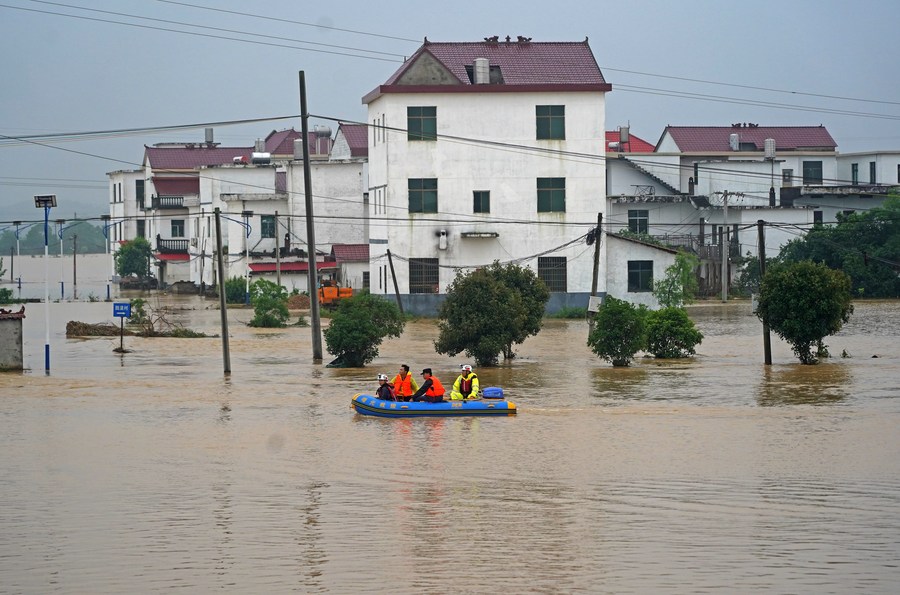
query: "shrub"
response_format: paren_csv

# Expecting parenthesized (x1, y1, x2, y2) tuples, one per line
(644, 307, 703, 358)
(587, 297, 647, 366)
(248, 279, 289, 328)
(324, 292, 405, 367)
(224, 276, 247, 304)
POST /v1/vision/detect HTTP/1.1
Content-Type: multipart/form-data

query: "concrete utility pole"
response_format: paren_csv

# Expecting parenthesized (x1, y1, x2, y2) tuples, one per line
(758, 220, 772, 365)
(714, 190, 744, 302)
(214, 208, 231, 374)
(299, 71, 323, 361)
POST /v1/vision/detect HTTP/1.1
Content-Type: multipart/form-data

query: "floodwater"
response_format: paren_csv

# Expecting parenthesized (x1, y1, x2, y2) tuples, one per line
(1, 297, 899, 593)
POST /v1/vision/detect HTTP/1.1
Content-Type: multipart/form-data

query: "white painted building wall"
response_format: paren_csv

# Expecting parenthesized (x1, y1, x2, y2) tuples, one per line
(368, 90, 606, 299)
(837, 151, 900, 186)
(604, 235, 677, 308)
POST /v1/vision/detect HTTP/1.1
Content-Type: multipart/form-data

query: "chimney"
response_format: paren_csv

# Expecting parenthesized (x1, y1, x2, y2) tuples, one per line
(473, 58, 490, 84)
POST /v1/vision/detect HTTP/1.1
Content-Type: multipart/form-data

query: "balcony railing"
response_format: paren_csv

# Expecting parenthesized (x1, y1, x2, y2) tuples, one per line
(156, 237, 189, 253)
(151, 196, 185, 209)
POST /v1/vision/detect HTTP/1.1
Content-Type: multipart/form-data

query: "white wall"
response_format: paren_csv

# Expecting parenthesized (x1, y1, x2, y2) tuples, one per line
(368, 89, 607, 296)
(604, 235, 677, 308)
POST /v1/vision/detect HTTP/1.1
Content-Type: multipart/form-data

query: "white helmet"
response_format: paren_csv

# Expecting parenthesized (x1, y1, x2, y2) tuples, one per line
(377, 373, 388, 381)
(461, 364, 473, 373)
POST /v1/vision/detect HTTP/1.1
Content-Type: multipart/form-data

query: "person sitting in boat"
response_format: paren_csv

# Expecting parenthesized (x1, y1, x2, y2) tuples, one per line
(375, 373, 396, 401)
(411, 368, 445, 403)
(391, 364, 419, 402)
(450, 364, 480, 400)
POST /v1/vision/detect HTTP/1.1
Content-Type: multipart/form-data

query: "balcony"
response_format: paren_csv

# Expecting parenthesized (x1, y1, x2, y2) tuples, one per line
(151, 196, 185, 210)
(156, 236, 189, 254)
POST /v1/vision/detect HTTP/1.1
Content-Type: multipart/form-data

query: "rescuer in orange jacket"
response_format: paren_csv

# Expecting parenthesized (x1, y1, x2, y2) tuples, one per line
(411, 368, 445, 403)
(391, 364, 420, 402)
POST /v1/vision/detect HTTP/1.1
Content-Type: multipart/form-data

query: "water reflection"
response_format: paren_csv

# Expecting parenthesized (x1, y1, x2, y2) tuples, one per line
(757, 363, 851, 406)
(590, 366, 650, 402)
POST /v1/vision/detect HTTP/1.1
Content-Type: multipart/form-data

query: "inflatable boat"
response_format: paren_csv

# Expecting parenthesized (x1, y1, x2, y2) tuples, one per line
(351, 387, 516, 418)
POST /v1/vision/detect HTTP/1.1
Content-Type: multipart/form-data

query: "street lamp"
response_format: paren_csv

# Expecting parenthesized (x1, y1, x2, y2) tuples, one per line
(56, 219, 65, 300)
(34, 194, 57, 373)
(101, 214, 112, 301)
(241, 210, 254, 305)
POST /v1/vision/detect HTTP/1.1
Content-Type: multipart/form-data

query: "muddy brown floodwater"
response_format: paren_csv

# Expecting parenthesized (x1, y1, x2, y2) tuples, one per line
(1, 297, 898, 593)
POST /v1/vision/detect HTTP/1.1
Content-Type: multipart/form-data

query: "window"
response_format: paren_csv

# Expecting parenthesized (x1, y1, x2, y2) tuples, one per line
(627, 261, 653, 292)
(628, 209, 649, 234)
(536, 105, 565, 140)
(802, 161, 823, 185)
(408, 178, 438, 213)
(870, 161, 876, 184)
(473, 190, 490, 214)
(537, 177, 566, 212)
(136, 220, 145, 238)
(409, 258, 439, 294)
(897, 164, 900, 183)
(813, 210, 823, 225)
(362, 271, 370, 290)
(537, 257, 567, 292)
(261, 215, 276, 239)
(171, 219, 185, 238)
(136, 179, 145, 208)
(851, 163, 859, 185)
(782, 168, 794, 187)
(407, 106, 436, 141)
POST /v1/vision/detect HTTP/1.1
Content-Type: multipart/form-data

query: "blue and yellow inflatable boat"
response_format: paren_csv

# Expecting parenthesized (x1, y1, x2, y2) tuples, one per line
(351, 388, 516, 418)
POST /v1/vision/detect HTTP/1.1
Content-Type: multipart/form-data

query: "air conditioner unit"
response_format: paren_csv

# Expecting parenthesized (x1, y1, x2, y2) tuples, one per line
(190, 237, 198, 247)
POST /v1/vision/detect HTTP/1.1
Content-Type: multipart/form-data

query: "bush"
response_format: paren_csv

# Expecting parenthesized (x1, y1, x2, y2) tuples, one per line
(115, 237, 152, 278)
(324, 292, 405, 367)
(0, 287, 14, 303)
(756, 261, 853, 364)
(587, 297, 647, 367)
(549, 306, 587, 319)
(248, 279, 289, 328)
(434, 262, 549, 365)
(224, 276, 247, 304)
(644, 307, 703, 358)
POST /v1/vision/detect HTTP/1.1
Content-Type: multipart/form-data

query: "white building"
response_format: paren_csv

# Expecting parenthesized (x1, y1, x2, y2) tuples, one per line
(364, 36, 611, 314)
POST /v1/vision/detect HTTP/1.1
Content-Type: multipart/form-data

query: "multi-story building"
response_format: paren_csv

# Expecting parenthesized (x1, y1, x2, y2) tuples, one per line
(364, 36, 612, 314)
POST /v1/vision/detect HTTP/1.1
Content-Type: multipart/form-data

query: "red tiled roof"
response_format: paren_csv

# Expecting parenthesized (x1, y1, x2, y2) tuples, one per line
(605, 131, 655, 153)
(249, 261, 338, 273)
(152, 177, 199, 195)
(154, 253, 190, 261)
(366, 38, 610, 102)
(265, 129, 332, 156)
(338, 123, 368, 157)
(659, 125, 837, 152)
(145, 145, 252, 170)
(0, 306, 25, 320)
(331, 244, 369, 262)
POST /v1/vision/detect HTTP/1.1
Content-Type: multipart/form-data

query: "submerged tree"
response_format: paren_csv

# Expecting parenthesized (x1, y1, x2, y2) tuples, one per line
(249, 278, 290, 328)
(434, 262, 549, 366)
(587, 296, 647, 367)
(644, 307, 704, 358)
(756, 261, 853, 364)
(323, 292, 405, 367)
(115, 237, 153, 278)
(653, 252, 700, 308)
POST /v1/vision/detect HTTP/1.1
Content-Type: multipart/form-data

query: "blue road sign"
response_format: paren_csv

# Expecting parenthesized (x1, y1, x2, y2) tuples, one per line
(113, 302, 132, 318)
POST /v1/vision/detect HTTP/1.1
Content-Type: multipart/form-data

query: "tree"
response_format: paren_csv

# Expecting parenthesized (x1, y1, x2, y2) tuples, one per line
(248, 279, 290, 328)
(778, 196, 900, 298)
(115, 237, 153, 278)
(756, 261, 854, 364)
(434, 263, 550, 366)
(587, 296, 647, 367)
(644, 307, 704, 358)
(323, 292, 405, 367)
(653, 252, 699, 308)
(224, 276, 246, 303)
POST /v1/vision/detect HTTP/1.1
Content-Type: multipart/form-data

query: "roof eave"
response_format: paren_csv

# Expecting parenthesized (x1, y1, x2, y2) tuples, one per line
(365, 82, 612, 103)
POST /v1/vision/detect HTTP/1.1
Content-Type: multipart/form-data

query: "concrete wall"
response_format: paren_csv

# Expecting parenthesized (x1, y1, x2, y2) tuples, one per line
(0, 312, 24, 370)
(368, 89, 607, 297)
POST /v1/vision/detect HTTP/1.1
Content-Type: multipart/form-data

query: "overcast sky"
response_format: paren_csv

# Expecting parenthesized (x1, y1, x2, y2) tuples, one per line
(1, 0, 898, 223)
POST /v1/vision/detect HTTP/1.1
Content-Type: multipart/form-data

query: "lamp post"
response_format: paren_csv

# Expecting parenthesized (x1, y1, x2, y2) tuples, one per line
(101, 214, 112, 301)
(34, 194, 57, 373)
(13, 221, 21, 256)
(56, 219, 65, 300)
(241, 210, 253, 305)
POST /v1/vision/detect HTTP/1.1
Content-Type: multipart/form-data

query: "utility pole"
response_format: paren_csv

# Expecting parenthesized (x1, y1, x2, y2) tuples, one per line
(386, 249, 403, 314)
(299, 70, 323, 361)
(72, 234, 77, 300)
(275, 211, 281, 287)
(714, 190, 744, 302)
(758, 220, 772, 365)
(589, 212, 602, 332)
(214, 208, 231, 374)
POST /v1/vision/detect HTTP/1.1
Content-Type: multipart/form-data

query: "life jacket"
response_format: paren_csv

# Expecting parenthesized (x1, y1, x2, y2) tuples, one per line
(458, 373, 477, 397)
(426, 376, 444, 397)
(393, 373, 414, 396)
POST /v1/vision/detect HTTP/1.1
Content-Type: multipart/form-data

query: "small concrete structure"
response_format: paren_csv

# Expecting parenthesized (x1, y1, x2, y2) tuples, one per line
(0, 306, 26, 371)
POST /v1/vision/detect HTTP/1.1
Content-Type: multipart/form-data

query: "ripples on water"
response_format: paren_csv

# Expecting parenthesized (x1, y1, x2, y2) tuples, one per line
(1, 299, 898, 593)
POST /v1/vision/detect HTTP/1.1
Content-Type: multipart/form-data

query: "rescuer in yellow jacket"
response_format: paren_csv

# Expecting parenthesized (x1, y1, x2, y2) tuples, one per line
(450, 364, 480, 400)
